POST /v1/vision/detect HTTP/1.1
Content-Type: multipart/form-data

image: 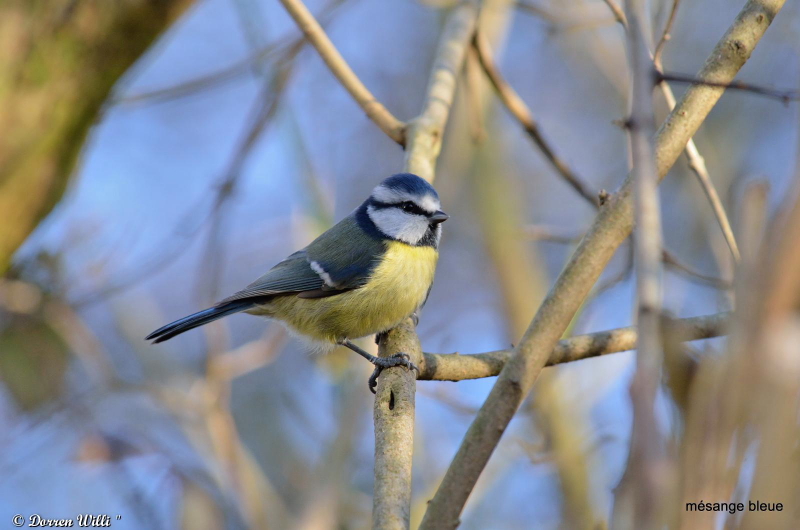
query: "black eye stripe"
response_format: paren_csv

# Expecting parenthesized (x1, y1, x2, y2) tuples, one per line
(401, 201, 429, 216)
(369, 198, 432, 216)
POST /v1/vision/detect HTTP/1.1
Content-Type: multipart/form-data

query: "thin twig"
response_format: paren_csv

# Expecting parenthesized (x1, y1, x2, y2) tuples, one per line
(658, 79, 742, 263)
(473, 32, 600, 207)
(662, 249, 732, 289)
(611, 0, 668, 526)
(117, 0, 347, 106)
(278, 0, 406, 145)
(524, 227, 731, 288)
(592, 241, 634, 298)
(198, 44, 296, 306)
(419, 2, 785, 527)
(515, 1, 618, 31)
(653, 0, 681, 68)
(476, 26, 733, 286)
(602, 0, 628, 28)
(679, 117, 741, 262)
(514, 1, 560, 23)
(118, 40, 285, 105)
(657, 71, 800, 104)
(606, 0, 742, 263)
(650, 0, 741, 263)
(523, 224, 582, 243)
(418, 312, 729, 381)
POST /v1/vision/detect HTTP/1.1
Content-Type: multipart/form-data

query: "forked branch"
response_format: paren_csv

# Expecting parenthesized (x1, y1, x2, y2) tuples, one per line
(418, 312, 729, 381)
(419, 2, 786, 528)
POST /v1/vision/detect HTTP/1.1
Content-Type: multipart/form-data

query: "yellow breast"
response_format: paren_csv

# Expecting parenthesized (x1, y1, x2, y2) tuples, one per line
(267, 241, 438, 343)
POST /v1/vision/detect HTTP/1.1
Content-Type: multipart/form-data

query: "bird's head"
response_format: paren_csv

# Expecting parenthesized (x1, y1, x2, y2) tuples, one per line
(365, 173, 449, 247)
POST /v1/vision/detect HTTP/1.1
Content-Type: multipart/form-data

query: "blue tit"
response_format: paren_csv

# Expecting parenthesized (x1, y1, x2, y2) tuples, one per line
(146, 173, 448, 391)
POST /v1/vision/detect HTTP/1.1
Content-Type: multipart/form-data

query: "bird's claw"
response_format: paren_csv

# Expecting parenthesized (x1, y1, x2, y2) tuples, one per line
(368, 352, 420, 394)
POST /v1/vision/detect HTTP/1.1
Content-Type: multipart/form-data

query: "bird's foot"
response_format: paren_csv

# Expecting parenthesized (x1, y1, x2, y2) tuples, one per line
(368, 352, 420, 394)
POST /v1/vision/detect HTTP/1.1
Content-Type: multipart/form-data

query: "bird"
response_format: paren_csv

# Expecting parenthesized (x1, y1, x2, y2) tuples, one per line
(146, 173, 448, 392)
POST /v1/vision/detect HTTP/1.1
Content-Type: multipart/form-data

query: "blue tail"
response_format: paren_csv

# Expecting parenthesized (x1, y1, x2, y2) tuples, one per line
(145, 300, 255, 343)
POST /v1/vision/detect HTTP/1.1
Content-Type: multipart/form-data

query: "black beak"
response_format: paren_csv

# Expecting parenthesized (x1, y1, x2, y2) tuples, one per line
(429, 210, 449, 224)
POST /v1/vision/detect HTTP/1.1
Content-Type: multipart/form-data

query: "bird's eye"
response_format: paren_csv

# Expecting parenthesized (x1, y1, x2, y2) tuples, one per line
(401, 202, 416, 212)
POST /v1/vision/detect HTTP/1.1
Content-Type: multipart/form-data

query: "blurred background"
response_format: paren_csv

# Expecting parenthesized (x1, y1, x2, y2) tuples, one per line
(1, 0, 798, 528)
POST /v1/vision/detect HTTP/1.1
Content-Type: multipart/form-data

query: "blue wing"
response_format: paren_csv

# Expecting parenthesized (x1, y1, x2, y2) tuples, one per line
(220, 212, 387, 302)
(146, 211, 387, 343)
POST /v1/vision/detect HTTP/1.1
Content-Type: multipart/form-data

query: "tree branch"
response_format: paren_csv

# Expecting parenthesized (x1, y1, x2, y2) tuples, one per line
(0, 0, 194, 274)
(657, 71, 800, 104)
(119, 0, 347, 106)
(475, 28, 732, 288)
(403, 4, 479, 182)
(419, 2, 785, 527)
(418, 312, 729, 381)
(653, 0, 681, 68)
(370, 4, 478, 529)
(472, 32, 600, 207)
(278, 0, 406, 145)
(611, 0, 668, 526)
(608, 0, 743, 264)
(602, 0, 628, 27)
(650, 0, 741, 264)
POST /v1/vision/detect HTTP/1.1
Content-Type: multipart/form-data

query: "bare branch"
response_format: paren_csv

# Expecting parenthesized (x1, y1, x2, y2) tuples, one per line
(609, 0, 742, 265)
(403, 3, 478, 182)
(419, 2, 785, 527)
(523, 224, 582, 244)
(611, 0, 668, 526)
(602, 0, 628, 28)
(476, 28, 733, 286)
(661, 249, 732, 289)
(653, 0, 742, 266)
(657, 71, 800, 104)
(278, 0, 406, 145)
(118, 0, 347, 106)
(371, 4, 478, 529)
(676, 113, 742, 262)
(473, 32, 600, 207)
(653, 0, 681, 68)
(523, 225, 733, 288)
(418, 312, 729, 381)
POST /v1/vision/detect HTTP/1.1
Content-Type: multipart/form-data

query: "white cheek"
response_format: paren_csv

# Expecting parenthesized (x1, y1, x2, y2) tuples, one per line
(367, 206, 429, 244)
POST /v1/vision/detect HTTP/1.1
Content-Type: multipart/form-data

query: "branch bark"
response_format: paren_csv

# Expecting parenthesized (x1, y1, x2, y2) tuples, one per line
(0, 0, 193, 274)
(475, 29, 732, 289)
(606, 0, 743, 264)
(418, 311, 729, 381)
(403, 4, 479, 183)
(419, 2, 785, 527)
(611, 0, 668, 526)
(278, 0, 406, 145)
(370, 4, 478, 529)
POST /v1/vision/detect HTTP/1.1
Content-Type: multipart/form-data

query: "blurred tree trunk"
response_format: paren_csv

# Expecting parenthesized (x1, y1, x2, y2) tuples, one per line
(0, 0, 193, 274)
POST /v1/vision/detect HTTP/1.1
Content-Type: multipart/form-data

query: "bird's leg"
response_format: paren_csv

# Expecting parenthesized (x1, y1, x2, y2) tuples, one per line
(339, 338, 419, 394)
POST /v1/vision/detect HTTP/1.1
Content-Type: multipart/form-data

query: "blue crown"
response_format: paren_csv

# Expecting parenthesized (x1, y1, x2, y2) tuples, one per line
(380, 173, 439, 199)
